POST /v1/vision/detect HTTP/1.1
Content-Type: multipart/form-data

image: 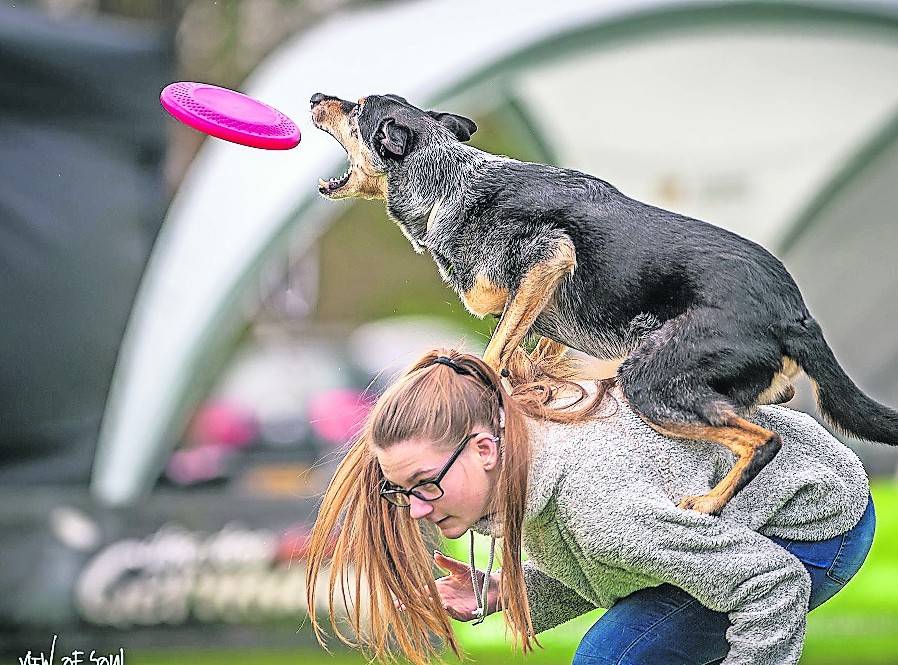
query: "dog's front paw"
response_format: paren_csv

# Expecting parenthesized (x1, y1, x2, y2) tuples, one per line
(678, 494, 727, 516)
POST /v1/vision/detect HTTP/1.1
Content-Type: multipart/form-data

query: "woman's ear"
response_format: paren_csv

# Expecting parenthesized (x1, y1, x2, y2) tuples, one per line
(473, 432, 500, 471)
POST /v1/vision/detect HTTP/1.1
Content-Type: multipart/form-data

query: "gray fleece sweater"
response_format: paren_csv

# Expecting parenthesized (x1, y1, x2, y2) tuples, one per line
(471, 388, 870, 665)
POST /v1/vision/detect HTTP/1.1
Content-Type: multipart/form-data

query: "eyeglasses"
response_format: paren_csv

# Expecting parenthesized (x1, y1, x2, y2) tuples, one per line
(379, 432, 489, 507)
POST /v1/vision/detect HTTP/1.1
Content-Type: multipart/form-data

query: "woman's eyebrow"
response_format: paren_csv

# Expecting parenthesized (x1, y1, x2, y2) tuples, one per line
(384, 468, 437, 488)
(407, 467, 438, 484)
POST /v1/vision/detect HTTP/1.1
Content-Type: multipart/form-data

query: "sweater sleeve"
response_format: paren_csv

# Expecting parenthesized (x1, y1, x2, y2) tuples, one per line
(560, 489, 811, 665)
(522, 560, 598, 633)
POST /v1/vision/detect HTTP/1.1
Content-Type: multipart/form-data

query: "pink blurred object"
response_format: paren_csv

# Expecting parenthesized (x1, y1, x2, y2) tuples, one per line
(307, 389, 372, 445)
(160, 82, 300, 150)
(190, 400, 258, 449)
(166, 445, 228, 486)
(276, 523, 337, 562)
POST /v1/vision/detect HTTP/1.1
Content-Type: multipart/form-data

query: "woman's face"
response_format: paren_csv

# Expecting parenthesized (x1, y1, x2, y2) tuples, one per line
(375, 429, 500, 539)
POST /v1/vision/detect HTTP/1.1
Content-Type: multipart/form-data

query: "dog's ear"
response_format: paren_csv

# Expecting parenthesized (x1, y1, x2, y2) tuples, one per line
(376, 117, 412, 158)
(427, 111, 477, 141)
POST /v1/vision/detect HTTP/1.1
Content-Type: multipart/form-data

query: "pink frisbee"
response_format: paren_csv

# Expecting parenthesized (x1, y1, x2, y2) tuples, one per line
(160, 81, 300, 150)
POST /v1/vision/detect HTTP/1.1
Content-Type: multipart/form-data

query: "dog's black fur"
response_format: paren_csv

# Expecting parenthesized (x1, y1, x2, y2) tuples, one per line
(311, 92, 898, 511)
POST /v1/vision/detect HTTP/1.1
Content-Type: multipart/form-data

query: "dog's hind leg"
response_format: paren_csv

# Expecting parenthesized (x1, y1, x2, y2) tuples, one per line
(644, 417, 782, 515)
(618, 309, 785, 515)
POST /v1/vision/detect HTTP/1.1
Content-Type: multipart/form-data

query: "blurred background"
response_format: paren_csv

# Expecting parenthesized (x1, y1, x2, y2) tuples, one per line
(1, 0, 897, 663)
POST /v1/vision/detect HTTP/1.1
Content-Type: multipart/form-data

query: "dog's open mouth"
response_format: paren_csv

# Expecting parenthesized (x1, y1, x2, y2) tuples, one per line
(314, 120, 354, 196)
(318, 162, 352, 196)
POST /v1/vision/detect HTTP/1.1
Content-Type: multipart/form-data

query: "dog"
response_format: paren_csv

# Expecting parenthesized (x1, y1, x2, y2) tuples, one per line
(310, 92, 898, 515)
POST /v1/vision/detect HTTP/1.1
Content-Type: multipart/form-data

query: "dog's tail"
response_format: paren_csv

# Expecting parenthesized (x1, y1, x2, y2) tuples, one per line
(783, 316, 898, 445)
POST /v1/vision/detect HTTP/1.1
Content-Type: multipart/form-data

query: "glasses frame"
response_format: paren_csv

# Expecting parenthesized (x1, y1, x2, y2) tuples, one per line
(379, 431, 489, 507)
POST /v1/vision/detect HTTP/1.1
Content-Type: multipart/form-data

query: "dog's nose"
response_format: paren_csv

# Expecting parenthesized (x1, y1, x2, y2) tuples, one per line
(310, 93, 335, 108)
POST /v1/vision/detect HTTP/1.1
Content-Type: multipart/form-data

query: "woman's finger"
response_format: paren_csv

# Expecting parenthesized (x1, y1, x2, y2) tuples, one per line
(433, 550, 471, 575)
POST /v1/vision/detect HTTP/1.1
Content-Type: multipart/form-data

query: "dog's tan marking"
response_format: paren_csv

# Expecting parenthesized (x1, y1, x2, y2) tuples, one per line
(757, 356, 801, 405)
(311, 100, 357, 145)
(461, 275, 508, 318)
(646, 417, 781, 515)
(347, 140, 388, 200)
(482, 237, 576, 371)
(313, 98, 387, 200)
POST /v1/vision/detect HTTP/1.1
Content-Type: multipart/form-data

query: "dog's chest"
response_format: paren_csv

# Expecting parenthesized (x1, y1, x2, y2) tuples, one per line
(427, 244, 493, 300)
(427, 244, 508, 317)
(460, 274, 508, 317)
(428, 245, 456, 283)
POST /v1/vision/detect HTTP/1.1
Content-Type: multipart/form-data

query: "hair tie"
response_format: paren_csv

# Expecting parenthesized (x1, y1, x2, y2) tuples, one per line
(431, 356, 469, 375)
(429, 355, 504, 403)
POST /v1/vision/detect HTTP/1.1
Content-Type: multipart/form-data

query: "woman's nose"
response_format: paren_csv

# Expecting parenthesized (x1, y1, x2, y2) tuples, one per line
(408, 495, 434, 520)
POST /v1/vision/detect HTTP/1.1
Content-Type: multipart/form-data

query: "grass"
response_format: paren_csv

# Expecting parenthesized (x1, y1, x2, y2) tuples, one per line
(800, 481, 898, 664)
(131, 482, 898, 665)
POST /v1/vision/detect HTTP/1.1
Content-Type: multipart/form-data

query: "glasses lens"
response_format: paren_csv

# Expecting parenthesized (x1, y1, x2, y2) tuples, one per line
(412, 482, 443, 501)
(382, 491, 410, 507)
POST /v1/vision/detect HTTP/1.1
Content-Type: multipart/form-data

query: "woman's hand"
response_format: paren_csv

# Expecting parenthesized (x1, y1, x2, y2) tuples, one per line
(432, 550, 501, 621)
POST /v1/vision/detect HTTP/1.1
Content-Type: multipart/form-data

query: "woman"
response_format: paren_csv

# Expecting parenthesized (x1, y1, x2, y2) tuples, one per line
(305, 342, 875, 665)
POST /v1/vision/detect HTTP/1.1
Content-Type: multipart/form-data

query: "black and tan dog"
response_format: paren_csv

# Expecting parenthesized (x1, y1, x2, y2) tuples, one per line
(310, 92, 898, 515)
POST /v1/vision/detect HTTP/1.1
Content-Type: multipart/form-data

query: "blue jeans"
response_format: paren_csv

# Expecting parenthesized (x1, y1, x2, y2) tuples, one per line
(573, 496, 876, 665)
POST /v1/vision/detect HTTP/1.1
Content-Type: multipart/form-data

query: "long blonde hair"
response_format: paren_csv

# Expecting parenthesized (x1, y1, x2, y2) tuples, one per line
(305, 339, 612, 664)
